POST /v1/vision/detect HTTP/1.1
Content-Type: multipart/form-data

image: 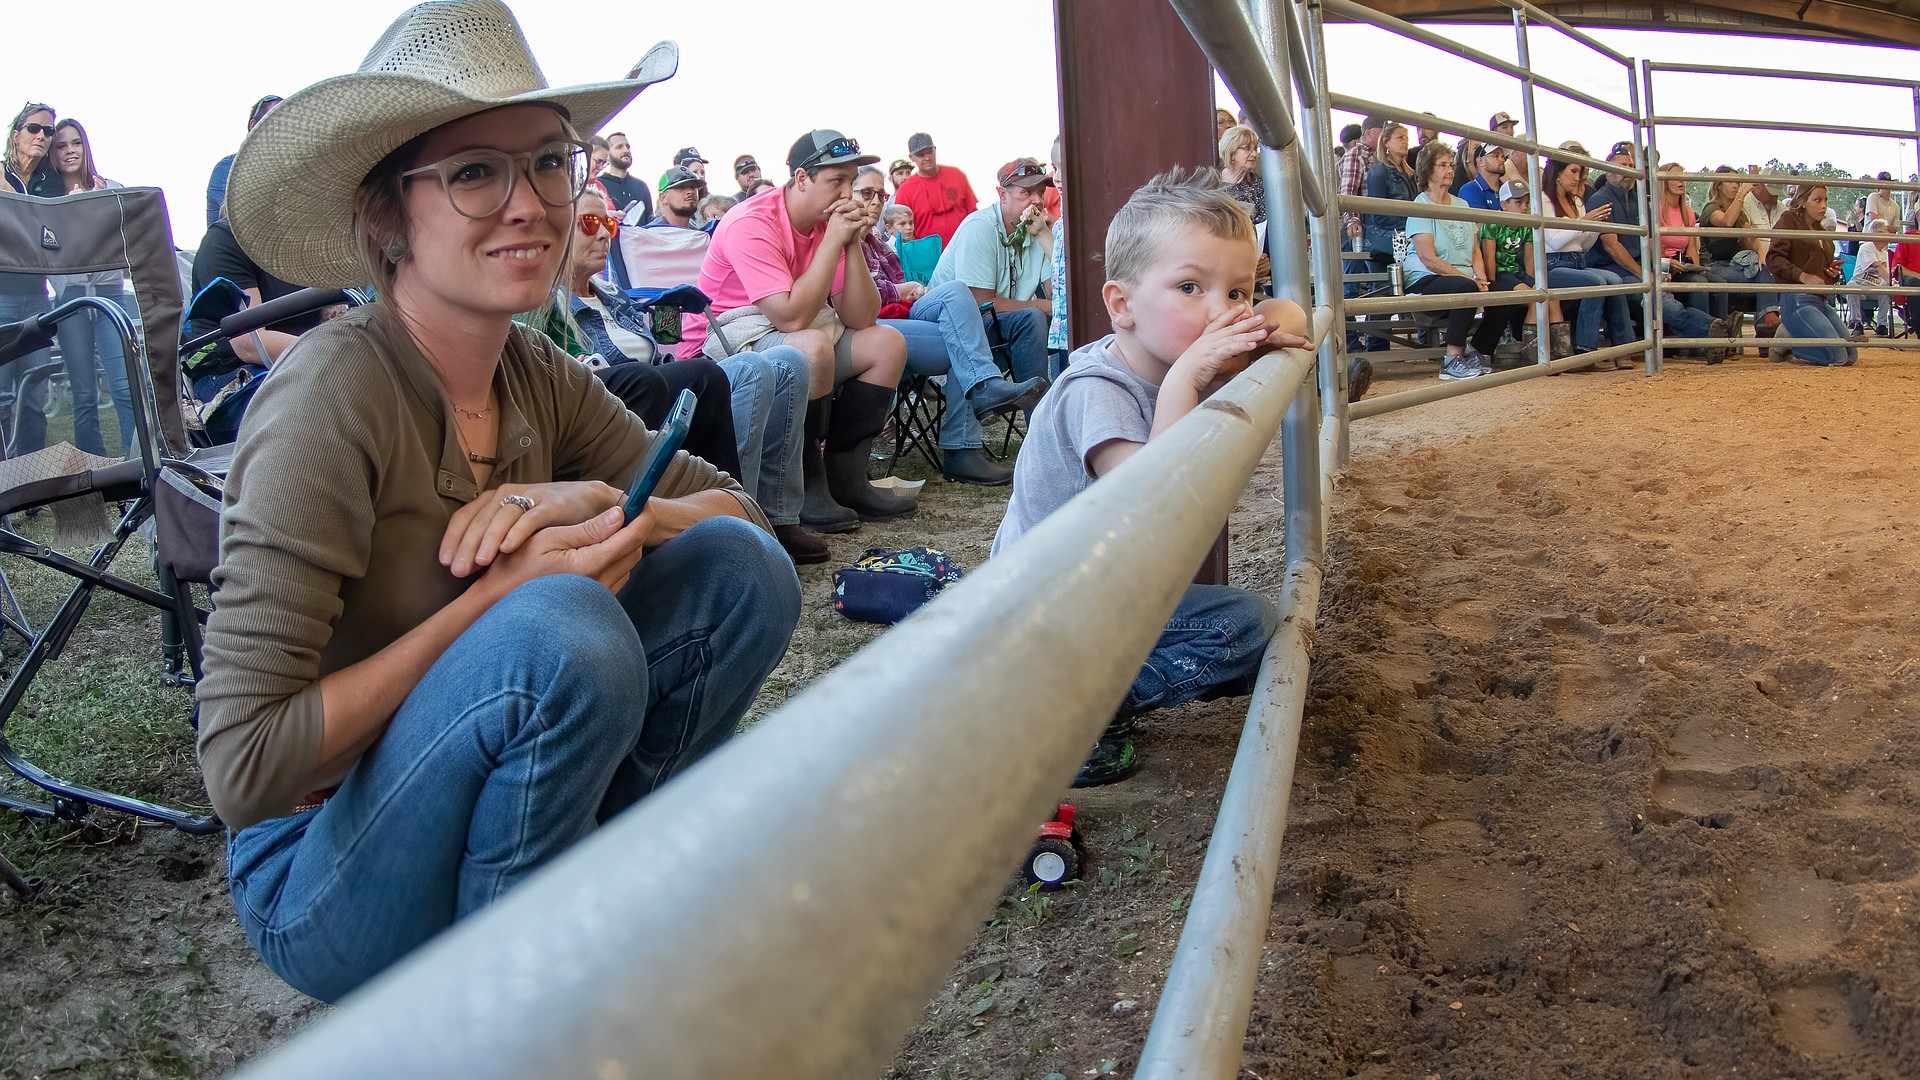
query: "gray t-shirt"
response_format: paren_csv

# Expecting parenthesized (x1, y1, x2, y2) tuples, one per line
(992, 336, 1159, 558)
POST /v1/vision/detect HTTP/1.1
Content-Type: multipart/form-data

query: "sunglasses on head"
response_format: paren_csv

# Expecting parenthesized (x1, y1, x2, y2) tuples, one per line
(1003, 163, 1046, 182)
(800, 137, 860, 169)
(578, 213, 620, 238)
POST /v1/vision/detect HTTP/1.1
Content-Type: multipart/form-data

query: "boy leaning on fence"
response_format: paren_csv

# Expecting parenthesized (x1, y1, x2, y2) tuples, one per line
(990, 168, 1308, 787)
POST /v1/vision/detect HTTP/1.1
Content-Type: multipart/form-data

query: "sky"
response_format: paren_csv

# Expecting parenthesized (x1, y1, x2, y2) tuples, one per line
(9, 0, 1920, 250)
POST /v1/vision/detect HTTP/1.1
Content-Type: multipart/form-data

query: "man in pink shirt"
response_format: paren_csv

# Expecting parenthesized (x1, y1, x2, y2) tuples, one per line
(686, 128, 913, 528)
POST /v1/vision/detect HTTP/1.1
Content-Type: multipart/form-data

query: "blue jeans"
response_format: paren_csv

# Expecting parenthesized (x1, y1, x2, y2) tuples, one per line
(54, 285, 140, 458)
(1703, 259, 1778, 320)
(716, 347, 807, 527)
(987, 306, 1049, 383)
(1779, 292, 1857, 366)
(1660, 293, 1715, 339)
(1126, 585, 1278, 712)
(884, 280, 1014, 451)
(1546, 252, 1635, 352)
(0, 289, 53, 456)
(225, 517, 801, 1002)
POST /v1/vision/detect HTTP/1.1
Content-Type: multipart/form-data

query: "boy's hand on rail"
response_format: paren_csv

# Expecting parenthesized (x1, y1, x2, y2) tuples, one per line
(479, 506, 653, 599)
(440, 480, 623, 579)
(1172, 304, 1276, 395)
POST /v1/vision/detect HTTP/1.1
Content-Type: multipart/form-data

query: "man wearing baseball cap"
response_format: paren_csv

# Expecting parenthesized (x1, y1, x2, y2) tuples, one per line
(893, 132, 978, 247)
(650, 166, 706, 230)
(928, 157, 1056, 384)
(733, 154, 761, 199)
(685, 128, 915, 529)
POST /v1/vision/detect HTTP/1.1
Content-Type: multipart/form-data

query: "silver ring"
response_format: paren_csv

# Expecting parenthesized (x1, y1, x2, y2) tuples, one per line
(501, 494, 535, 511)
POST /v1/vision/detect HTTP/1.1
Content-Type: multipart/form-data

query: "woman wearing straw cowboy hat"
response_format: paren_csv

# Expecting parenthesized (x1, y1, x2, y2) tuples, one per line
(195, 0, 801, 1002)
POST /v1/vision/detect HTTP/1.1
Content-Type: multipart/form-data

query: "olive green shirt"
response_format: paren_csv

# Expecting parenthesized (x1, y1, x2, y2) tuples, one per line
(197, 302, 766, 830)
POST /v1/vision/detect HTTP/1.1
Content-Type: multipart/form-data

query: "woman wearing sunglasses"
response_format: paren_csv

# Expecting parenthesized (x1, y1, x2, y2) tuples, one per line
(199, 1, 800, 1002)
(0, 102, 59, 456)
(557, 187, 825, 562)
(47, 120, 139, 457)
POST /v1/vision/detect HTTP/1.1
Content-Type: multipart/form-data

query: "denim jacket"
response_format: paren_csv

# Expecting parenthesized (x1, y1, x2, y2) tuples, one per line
(568, 278, 660, 365)
(1362, 160, 1415, 258)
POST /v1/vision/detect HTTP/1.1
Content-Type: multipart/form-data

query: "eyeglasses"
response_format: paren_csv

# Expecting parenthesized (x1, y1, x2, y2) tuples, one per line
(797, 137, 860, 170)
(852, 187, 884, 201)
(578, 213, 620, 238)
(400, 139, 590, 220)
(17, 123, 53, 137)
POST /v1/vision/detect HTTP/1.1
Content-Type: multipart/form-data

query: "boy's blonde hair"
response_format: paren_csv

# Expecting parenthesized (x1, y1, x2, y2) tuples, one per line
(1104, 167, 1256, 285)
(882, 204, 913, 227)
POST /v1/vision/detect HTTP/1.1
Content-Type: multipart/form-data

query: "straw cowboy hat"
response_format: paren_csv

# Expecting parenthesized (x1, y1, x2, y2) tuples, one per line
(226, 0, 678, 289)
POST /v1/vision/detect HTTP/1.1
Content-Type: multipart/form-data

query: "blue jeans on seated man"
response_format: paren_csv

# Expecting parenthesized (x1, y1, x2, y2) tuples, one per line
(714, 347, 807, 527)
(1778, 292, 1858, 366)
(224, 516, 802, 1003)
(1661, 293, 1717, 340)
(982, 305, 1050, 384)
(883, 280, 1015, 451)
(1703, 258, 1778, 321)
(1125, 585, 1279, 713)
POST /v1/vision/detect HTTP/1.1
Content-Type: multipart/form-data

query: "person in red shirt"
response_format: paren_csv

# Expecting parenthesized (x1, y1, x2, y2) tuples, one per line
(894, 132, 977, 248)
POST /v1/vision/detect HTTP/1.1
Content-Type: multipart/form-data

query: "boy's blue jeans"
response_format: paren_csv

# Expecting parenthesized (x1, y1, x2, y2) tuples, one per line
(225, 517, 800, 1003)
(1127, 585, 1279, 713)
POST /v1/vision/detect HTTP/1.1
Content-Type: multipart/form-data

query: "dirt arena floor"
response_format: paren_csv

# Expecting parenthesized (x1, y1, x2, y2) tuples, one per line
(891, 348, 1920, 1079)
(4, 348, 1917, 1078)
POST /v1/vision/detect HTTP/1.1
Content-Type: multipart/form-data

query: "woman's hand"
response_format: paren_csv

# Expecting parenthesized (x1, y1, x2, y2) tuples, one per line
(897, 280, 927, 303)
(440, 480, 623, 578)
(1583, 203, 1613, 222)
(480, 506, 653, 598)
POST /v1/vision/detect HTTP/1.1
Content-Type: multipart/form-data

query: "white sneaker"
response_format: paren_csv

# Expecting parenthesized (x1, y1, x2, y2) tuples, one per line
(1437, 354, 1482, 381)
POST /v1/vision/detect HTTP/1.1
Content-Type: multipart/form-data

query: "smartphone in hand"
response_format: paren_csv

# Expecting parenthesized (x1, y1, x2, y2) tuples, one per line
(622, 389, 696, 523)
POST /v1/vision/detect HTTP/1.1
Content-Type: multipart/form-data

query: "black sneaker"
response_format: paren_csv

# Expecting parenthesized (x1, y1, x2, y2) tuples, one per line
(1071, 730, 1139, 788)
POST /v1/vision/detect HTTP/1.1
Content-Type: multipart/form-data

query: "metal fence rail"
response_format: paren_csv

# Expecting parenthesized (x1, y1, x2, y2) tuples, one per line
(239, 312, 1330, 1080)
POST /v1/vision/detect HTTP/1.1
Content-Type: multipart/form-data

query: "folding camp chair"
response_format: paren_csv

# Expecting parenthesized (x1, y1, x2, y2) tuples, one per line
(895, 235, 942, 286)
(0, 186, 234, 834)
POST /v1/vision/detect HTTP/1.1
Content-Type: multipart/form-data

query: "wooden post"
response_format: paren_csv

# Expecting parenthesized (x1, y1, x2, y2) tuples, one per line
(1054, 0, 1230, 583)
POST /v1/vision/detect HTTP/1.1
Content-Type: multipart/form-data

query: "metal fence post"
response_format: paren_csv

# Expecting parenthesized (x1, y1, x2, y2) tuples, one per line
(1637, 58, 1664, 376)
(1298, 0, 1352, 478)
(1514, 8, 1552, 368)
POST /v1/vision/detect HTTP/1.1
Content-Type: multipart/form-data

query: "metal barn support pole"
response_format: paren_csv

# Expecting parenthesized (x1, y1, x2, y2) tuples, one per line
(1638, 59, 1664, 375)
(1054, 0, 1216, 350)
(1513, 8, 1552, 367)
(240, 342, 1323, 1080)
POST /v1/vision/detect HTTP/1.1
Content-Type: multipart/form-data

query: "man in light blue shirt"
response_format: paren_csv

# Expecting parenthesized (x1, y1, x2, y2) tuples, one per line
(929, 158, 1054, 383)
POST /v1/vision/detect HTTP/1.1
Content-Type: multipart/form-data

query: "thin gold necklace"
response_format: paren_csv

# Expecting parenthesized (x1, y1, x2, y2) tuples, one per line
(449, 392, 498, 467)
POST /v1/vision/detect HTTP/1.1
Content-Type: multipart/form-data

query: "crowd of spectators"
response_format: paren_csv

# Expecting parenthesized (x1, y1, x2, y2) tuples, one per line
(1323, 106, 1917, 372)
